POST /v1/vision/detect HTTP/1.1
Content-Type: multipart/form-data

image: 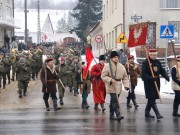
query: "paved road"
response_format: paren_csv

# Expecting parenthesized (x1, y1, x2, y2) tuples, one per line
(0, 78, 179, 135)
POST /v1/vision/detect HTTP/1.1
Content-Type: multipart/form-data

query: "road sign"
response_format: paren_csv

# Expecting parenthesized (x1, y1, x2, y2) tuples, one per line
(160, 25, 174, 38)
(95, 35, 103, 43)
(116, 32, 128, 43)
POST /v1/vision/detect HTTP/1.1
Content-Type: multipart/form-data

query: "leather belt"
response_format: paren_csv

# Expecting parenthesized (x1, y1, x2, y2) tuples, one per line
(115, 79, 121, 81)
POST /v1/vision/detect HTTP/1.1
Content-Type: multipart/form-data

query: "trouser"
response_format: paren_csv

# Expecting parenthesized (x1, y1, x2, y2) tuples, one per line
(18, 80, 28, 95)
(0, 73, 6, 87)
(6, 70, 10, 82)
(43, 92, 57, 100)
(58, 84, 66, 100)
(174, 90, 180, 104)
(12, 66, 16, 79)
(109, 93, 120, 117)
(127, 85, 136, 100)
(31, 67, 36, 79)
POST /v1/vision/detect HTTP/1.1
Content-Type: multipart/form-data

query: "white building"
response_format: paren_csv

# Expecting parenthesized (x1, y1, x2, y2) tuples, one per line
(0, 0, 20, 47)
(102, 0, 180, 57)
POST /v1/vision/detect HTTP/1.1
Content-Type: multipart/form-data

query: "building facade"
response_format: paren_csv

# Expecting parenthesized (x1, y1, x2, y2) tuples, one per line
(0, 0, 19, 47)
(102, 0, 180, 57)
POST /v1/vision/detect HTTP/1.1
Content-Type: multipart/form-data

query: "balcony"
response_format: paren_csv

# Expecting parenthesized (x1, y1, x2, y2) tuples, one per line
(0, 15, 21, 29)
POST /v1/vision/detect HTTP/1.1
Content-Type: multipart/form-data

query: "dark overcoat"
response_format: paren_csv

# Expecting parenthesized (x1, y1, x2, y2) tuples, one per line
(141, 58, 169, 99)
(40, 65, 57, 93)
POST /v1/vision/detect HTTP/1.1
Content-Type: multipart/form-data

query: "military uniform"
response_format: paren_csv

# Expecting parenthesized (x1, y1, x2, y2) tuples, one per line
(16, 58, 30, 98)
(56, 57, 70, 105)
(10, 50, 18, 81)
(66, 55, 73, 91)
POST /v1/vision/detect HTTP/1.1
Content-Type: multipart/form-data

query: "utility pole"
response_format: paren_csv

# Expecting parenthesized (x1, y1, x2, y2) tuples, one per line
(24, 0, 28, 44)
(37, 0, 41, 44)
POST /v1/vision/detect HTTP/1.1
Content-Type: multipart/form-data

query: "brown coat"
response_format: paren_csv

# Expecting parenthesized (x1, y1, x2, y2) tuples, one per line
(101, 60, 129, 94)
(124, 62, 141, 86)
(40, 65, 57, 93)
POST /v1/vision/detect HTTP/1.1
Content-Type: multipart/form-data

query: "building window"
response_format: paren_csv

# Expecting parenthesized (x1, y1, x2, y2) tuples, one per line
(112, 31, 114, 48)
(103, 5, 105, 20)
(109, 32, 111, 49)
(160, 0, 180, 9)
(169, 21, 180, 44)
(106, 33, 108, 48)
(106, 0, 108, 18)
(0, 27, 2, 41)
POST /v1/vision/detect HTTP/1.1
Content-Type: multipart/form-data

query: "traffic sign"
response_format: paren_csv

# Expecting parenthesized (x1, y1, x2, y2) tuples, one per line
(95, 35, 103, 43)
(116, 32, 128, 43)
(160, 25, 174, 38)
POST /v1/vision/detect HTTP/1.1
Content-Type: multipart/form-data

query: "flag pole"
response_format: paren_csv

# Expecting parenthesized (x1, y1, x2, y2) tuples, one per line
(143, 46, 162, 104)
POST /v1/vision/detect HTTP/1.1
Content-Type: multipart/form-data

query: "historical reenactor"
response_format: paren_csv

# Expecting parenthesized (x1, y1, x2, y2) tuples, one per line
(124, 55, 141, 109)
(0, 52, 6, 89)
(16, 57, 30, 98)
(66, 54, 73, 92)
(171, 56, 180, 117)
(141, 49, 169, 119)
(11, 48, 18, 81)
(35, 46, 43, 78)
(40, 58, 61, 111)
(91, 55, 106, 111)
(101, 51, 129, 121)
(3, 54, 12, 84)
(56, 57, 70, 105)
(76, 62, 91, 109)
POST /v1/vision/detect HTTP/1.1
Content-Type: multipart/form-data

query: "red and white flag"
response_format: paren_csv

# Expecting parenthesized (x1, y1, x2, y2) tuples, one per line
(128, 22, 148, 47)
(83, 47, 94, 79)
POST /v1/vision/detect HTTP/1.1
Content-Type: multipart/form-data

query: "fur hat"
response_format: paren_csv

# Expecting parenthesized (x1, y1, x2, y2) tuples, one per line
(99, 55, 105, 61)
(110, 51, 119, 58)
(128, 55, 134, 60)
(149, 49, 158, 55)
(46, 58, 53, 63)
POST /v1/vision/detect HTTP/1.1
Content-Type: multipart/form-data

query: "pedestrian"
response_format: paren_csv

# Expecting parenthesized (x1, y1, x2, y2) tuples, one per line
(124, 55, 141, 109)
(0, 52, 6, 89)
(101, 51, 129, 122)
(91, 55, 106, 111)
(171, 56, 180, 117)
(55, 57, 70, 105)
(40, 58, 61, 111)
(4, 35, 10, 50)
(141, 49, 170, 119)
(76, 62, 91, 110)
(118, 49, 127, 65)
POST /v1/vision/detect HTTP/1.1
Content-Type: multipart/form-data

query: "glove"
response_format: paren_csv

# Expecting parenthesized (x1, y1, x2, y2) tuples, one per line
(152, 77, 159, 81)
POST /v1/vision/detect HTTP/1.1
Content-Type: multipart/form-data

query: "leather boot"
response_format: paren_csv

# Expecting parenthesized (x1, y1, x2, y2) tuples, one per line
(113, 103, 124, 122)
(44, 100, 50, 111)
(94, 103, 101, 111)
(132, 98, 139, 109)
(127, 97, 132, 108)
(74, 88, 77, 96)
(84, 99, 90, 109)
(145, 103, 155, 118)
(81, 99, 86, 109)
(100, 103, 106, 112)
(172, 102, 180, 117)
(152, 103, 163, 119)
(59, 98, 64, 105)
(53, 99, 61, 111)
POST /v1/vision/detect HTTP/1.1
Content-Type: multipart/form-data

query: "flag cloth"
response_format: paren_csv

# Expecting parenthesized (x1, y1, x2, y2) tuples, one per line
(83, 47, 94, 79)
(128, 22, 148, 47)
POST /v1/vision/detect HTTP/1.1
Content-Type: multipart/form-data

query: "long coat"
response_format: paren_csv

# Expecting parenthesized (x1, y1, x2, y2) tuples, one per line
(101, 60, 129, 94)
(91, 63, 106, 104)
(171, 65, 180, 91)
(141, 58, 169, 99)
(40, 65, 57, 93)
(124, 62, 141, 86)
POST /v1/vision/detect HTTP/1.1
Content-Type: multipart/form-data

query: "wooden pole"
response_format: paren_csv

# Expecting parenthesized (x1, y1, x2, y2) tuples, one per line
(143, 46, 162, 104)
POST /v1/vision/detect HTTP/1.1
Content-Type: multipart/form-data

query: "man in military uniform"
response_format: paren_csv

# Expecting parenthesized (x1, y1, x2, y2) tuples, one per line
(11, 48, 18, 81)
(70, 56, 80, 96)
(3, 53, 12, 84)
(56, 57, 70, 105)
(16, 57, 30, 98)
(0, 52, 6, 88)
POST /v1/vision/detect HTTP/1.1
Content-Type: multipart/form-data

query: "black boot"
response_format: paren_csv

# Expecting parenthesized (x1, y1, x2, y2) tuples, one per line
(82, 99, 86, 109)
(53, 99, 61, 111)
(172, 102, 180, 117)
(113, 103, 124, 122)
(109, 104, 115, 120)
(94, 103, 101, 111)
(127, 97, 132, 108)
(152, 103, 163, 119)
(19, 93, 22, 98)
(74, 88, 77, 96)
(84, 99, 90, 109)
(60, 98, 64, 105)
(11, 77, 14, 81)
(100, 103, 106, 112)
(44, 100, 50, 111)
(145, 103, 155, 118)
(8, 80, 10, 84)
(132, 98, 139, 109)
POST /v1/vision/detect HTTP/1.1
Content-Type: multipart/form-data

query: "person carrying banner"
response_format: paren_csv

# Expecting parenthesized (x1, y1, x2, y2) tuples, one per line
(141, 49, 169, 119)
(91, 55, 106, 111)
(101, 51, 129, 122)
